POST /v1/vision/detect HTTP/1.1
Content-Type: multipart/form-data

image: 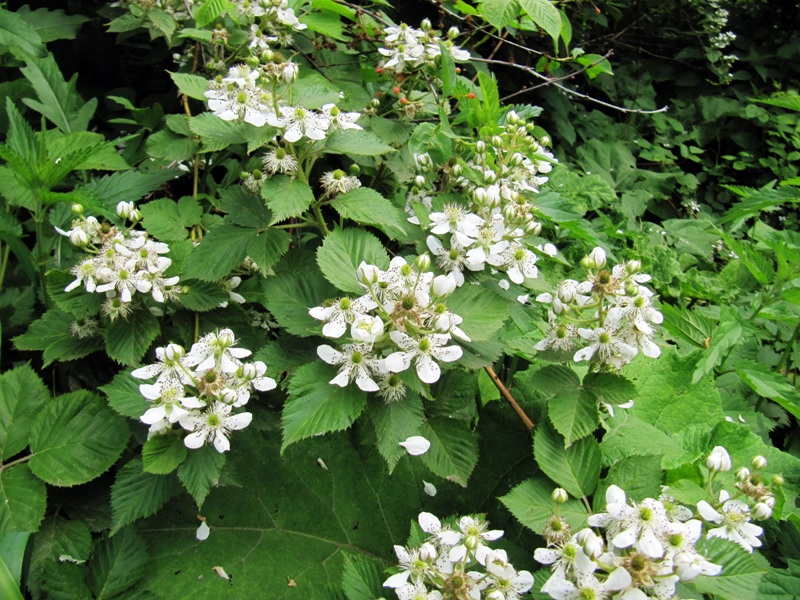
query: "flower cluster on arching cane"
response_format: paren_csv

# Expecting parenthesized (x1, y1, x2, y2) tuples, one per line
(309, 256, 468, 399)
(534, 247, 663, 371)
(384, 512, 534, 600)
(56, 202, 180, 321)
(376, 20, 470, 75)
(406, 110, 558, 292)
(131, 329, 277, 452)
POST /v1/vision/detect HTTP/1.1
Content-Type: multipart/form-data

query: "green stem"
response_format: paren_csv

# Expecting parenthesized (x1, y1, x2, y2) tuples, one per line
(312, 204, 330, 236)
(0, 454, 33, 473)
(777, 321, 800, 380)
(0, 243, 10, 292)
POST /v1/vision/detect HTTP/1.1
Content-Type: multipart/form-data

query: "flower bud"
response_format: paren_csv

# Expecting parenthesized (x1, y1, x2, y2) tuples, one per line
(752, 502, 772, 520)
(357, 262, 380, 285)
(626, 259, 642, 273)
(706, 446, 732, 473)
(751, 455, 768, 470)
(414, 175, 427, 188)
(476, 140, 486, 154)
(762, 495, 776, 508)
(735, 467, 750, 482)
(451, 163, 462, 176)
(71, 203, 84, 215)
(348, 164, 361, 176)
(587, 247, 607, 268)
(116, 201, 135, 219)
(282, 61, 299, 83)
(420, 18, 432, 31)
(219, 389, 237, 404)
(525, 220, 542, 236)
(551, 488, 568, 503)
(541, 135, 551, 146)
(415, 254, 431, 271)
(473, 187, 488, 205)
(447, 26, 459, 39)
(164, 343, 185, 361)
(68, 228, 89, 247)
(432, 274, 457, 296)
(575, 528, 604, 558)
(772, 474, 785, 486)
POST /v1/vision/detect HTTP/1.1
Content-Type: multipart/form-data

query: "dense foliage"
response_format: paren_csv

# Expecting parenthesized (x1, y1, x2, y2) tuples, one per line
(0, 0, 798, 598)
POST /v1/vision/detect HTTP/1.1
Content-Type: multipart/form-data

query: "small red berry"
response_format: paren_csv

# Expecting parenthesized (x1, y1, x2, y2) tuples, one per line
(375, 67, 383, 74)
(393, 86, 401, 94)
(399, 97, 409, 105)
(467, 92, 476, 99)
(455, 67, 461, 73)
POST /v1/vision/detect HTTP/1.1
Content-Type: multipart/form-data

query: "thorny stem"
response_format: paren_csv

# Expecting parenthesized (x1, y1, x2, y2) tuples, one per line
(484, 366, 533, 430)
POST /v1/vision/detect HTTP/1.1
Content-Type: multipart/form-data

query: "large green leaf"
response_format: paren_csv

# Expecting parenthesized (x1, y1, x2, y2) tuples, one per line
(15, 6, 88, 43)
(420, 418, 480, 487)
(324, 130, 394, 156)
(104, 309, 160, 366)
(13, 309, 103, 367)
(0, 363, 49, 461)
(371, 393, 425, 472)
(480, 0, 518, 29)
(28, 391, 129, 487)
(263, 267, 338, 337)
(100, 371, 148, 420)
(331, 187, 407, 239)
(691, 310, 743, 384)
(518, 0, 562, 42)
(183, 223, 258, 281)
(0, 7, 45, 58)
(533, 421, 601, 498)
(282, 362, 367, 451)
(687, 537, 769, 598)
(261, 176, 315, 225)
(28, 516, 93, 597)
(316, 228, 389, 293)
(111, 460, 179, 535)
(444, 283, 510, 342)
(0, 465, 46, 536)
(736, 360, 800, 419)
(194, 0, 231, 27)
(340, 552, 385, 600)
(87, 528, 148, 600)
(140, 196, 202, 241)
(142, 436, 188, 475)
(499, 475, 588, 534)
(176, 445, 226, 508)
(169, 72, 209, 101)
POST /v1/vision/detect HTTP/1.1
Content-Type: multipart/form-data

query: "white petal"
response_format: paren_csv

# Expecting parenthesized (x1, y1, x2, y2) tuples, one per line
(416, 355, 441, 384)
(184, 430, 206, 449)
(423, 481, 437, 496)
(196, 521, 210, 541)
(384, 351, 412, 373)
(317, 345, 341, 365)
(213, 431, 231, 453)
(399, 436, 431, 456)
(225, 412, 253, 431)
(418, 512, 441, 533)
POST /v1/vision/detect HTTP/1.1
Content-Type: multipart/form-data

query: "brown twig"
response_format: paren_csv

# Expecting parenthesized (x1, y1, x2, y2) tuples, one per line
(484, 366, 534, 430)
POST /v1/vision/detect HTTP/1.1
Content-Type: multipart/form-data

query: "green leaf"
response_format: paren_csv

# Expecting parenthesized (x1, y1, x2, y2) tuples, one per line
(142, 436, 188, 475)
(625, 348, 725, 434)
(499, 475, 588, 534)
(661, 303, 715, 348)
(0, 363, 49, 461)
(15, 6, 88, 43)
(21, 53, 96, 133)
(282, 362, 367, 452)
(87, 528, 148, 600)
(518, 0, 562, 42)
(219, 186, 271, 228)
(13, 309, 103, 367)
(140, 196, 202, 241)
(80, 169, 181, 208)
(371, 393, 425, 472)
(100, 371, 148, 419)
(0, 8, 45, 58)
(598, 455, 663, 502)
(534, 421, 601, 497)
(0, 465, 46, 536)
(480, 0, 518, 29)
(478, 72, 500, 122)
(29, 516, 92, 581)
(759, 560, 800, 598)
(736, 360, 800, 419)
(145, 129, 197, 162)
(341, 553, 385, 600)
(263, 267, 337, 337)
(261, 176, 315, 225)
(47, 270, 103, 317)
(246, 229, 291, 273)
(582, 372, 637, 406)
(177, 445, 226, 508)
(183, 223, 258, 281)
(691, 313, 743, 384)
(189, 112, 249, 152)
(0, 554, 24, 600)
(688, 537, 768, 598)
(111, 460, 179, 535)
(331, 187, 407, 239)
(444, 284, 509, 342)
(177, 280, 228, 312)
(316, 228, 389, 293)
(169, 72, 209, 101)
(324, 129, 393, 156)
(105, 310, 160, 366)
(420, 417, 479, 487)
(600, 416, 684, 468)
(194, 0, 231, 27)
(28, 391, 129, 487)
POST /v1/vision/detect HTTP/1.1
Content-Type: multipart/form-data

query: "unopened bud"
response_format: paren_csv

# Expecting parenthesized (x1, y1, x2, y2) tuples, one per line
(357, 261, 380, 285)
(349, 164, 361, 176)
(752, 502, 773, 520)
(432, 274, 457, 296)
(735, 467, 750, 482)
(71, 203, 84, 215)
(541, 135, 551, 146)
(525, 220, 542, 236)
(116, 201, 135, 219)
(626, 260, 642, 273)
(706, 446, 732, 473)
(475, 140, 486, 154)
(552, 488, 568, 503)
(587, 247, 607, 268)
(447, 26, 459, 39)
(415, 254, 431, 271)
(772, 474, 784, 486)
(414, 175, 427, 188)
(451, 163, 462, 176)
(164, 343, 185, 361)
(751, 455, 768, 470)
(420, 18, 432, 31)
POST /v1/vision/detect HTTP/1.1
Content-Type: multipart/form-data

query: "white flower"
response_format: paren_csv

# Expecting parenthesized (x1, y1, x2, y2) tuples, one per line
(706, 446, 732, 472)
(697, 491, 763, 552)
(446, 515, 504, 563)
(205, 84, 272, 127)
(179, 402, 252, 453)
(268, 105, 329, 142)
(489, 242, 538, 284)
(184, 329, 252, 374)
(399, 436, 430, 456)
(139, 381, 205, 426)
(132, 343, 192, 386)
(385, 331, 463, 384)
(573, 327, 638, 369)
(317, 343, 381, 392)
(309, 296, 377, 338)
(262, 148, 298, 175)
(320, 169, 361, 195)
(321, 103, 362, 131)
(350, 314, 384, 344)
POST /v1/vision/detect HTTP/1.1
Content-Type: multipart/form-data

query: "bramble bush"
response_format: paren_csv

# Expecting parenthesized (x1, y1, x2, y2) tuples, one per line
(0, 0, 799, 598)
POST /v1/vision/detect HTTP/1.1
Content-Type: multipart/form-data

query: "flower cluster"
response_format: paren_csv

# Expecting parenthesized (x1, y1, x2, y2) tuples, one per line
(309, 256, 467, 398)
(131, 329, 276, 452)
(377, 20, 470, 73)
(534, 247, 662, 370)
(57, 202, 179, 320)
(384, 512, 534, 600)
(536, 486, 722, 600)
(407, 110, 557, 291)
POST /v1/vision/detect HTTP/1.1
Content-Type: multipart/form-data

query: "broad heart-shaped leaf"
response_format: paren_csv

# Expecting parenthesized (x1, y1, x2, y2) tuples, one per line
(246, 228, 291, 274)
(534, 420, 601, 498)
(29, 516, 93, 584)
(282, 362, 367, 452)
(182, 223, 258, 281)
(193, 0, 231, 27)
(316, 228, 390, 294)
(47, 270, 103, 317)
(177, 445, 226, 508)
(104, 309, 160, 366)
(87, 527, 148, 600)
(480, 0, 518, 29)
(499, 475, 588, 535)
(624, 347, 725, 434)
(28, 391, 129, 487)
(219, 185, 271, 229)
(137, 430, 435, 599)
(686, 537, 769, 599)
(370, 392, 425, 473)
(331, 187, 407, 239)
(176, 279, 229, 312)
(262, 176, 315, 225)
(341, 552, 385, 600)
(518, 0, 562, 42)
(111, 460, 179, 535)
(582, 372, 637, 406)
(736, 360, 800, 419)
(419, 417, 480, 487)
(0, 363, 49, 461)
(142, 435, 188, 475)
(444, 283, 509, 342)
(0, 465, 47, 537)
(139, 196, 202, 241)
(188, 112, 250, 152)
(594, 455, 663, 505)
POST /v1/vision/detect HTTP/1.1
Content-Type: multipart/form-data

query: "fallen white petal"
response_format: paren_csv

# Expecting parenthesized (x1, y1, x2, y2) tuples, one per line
(399, 436, 431, 456)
